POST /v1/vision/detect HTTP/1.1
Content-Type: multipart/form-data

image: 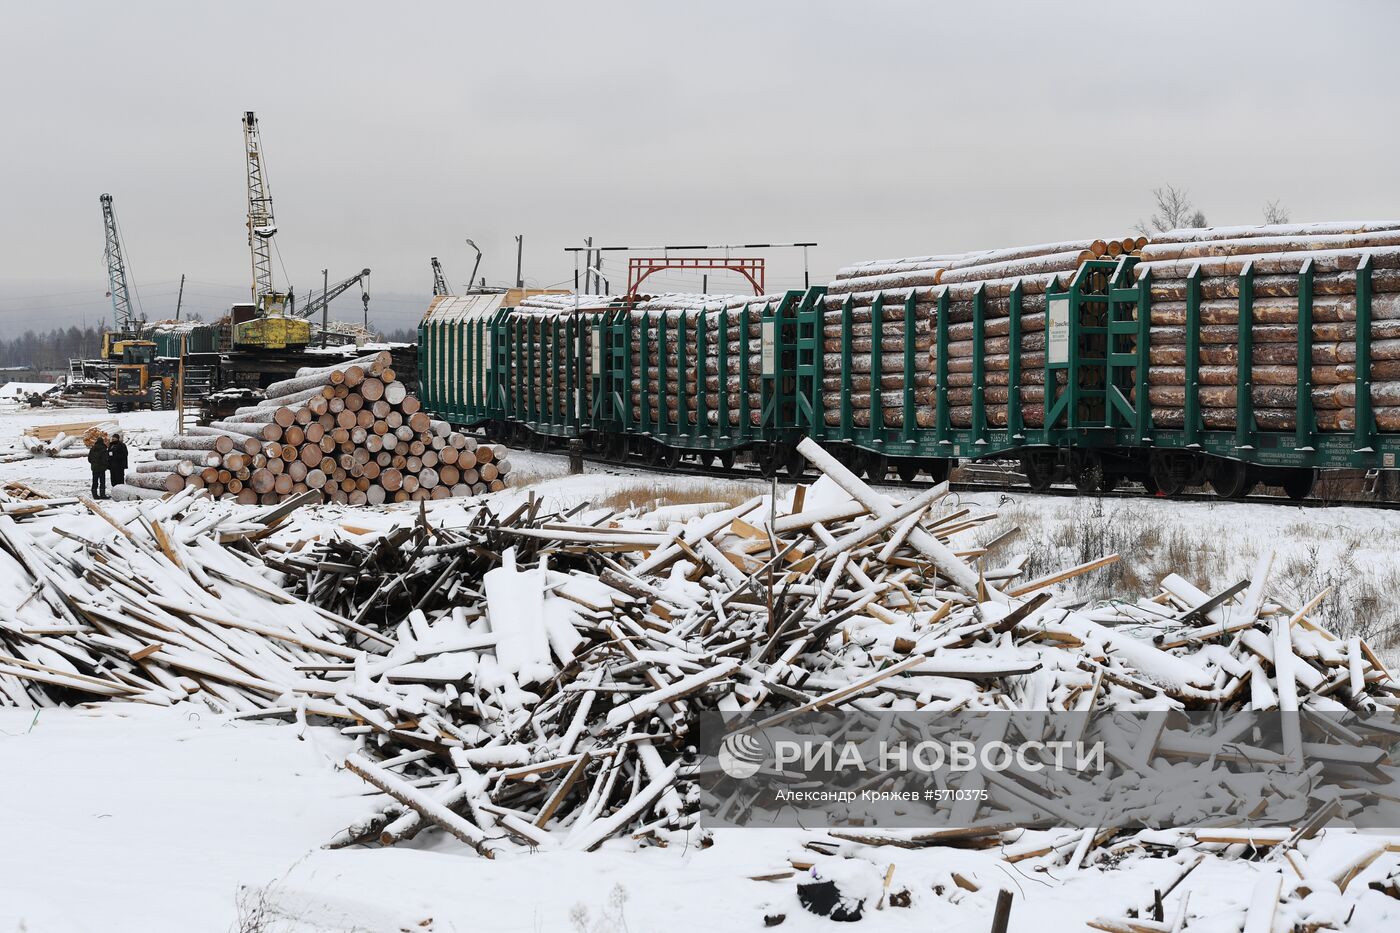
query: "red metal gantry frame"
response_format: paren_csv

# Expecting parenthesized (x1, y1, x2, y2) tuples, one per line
(626, 256, 765, 299)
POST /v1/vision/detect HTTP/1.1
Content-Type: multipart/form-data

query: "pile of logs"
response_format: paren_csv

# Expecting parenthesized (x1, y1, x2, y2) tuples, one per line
(1135, 222, 1400, 431)
(120, 352, 511, 504)
(3, 421, 116, 465)
(824, 238, 1143, 429)
(2, 437, 1396, 906)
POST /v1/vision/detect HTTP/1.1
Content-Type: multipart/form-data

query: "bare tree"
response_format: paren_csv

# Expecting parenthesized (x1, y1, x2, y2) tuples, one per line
(1136, 185, 1207, 235)
(1263, 199, 1291, 225)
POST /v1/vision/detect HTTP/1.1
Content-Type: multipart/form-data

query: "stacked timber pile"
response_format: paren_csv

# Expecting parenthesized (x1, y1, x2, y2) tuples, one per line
(824, 237, 1144, 429)
(122, 352, 511, 504)
(509, 294, 621, 428)
(509, 292, 786, 430)
(1136, 221, 1400, 431)
(2, 437, 1397, 923)
(630, 293, 782, 428)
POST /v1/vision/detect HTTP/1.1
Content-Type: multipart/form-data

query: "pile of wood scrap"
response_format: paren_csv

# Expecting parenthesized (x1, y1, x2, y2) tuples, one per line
(1136, 221, 1400, 430)
(120, 351, 511, 504)
(2, 436, 1397, 902)
(823, 238, 1142, 430)
(2, 420, 115, 464)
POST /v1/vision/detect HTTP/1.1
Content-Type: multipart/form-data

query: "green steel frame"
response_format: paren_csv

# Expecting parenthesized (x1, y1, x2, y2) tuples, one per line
(418, 253, 1398, 474)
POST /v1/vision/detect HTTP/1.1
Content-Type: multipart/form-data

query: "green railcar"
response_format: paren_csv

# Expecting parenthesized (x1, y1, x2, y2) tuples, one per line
(144, 324, 219, 357)
(807, 255, 1397, 498)
(418, 294, 508, 428)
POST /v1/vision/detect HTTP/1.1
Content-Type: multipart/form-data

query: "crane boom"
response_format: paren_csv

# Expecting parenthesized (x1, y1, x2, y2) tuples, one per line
(293, 268, 371, 320)
(243, 111, 278, 305)
(99, 193, 136, 332)
(431, 257, 452, 297)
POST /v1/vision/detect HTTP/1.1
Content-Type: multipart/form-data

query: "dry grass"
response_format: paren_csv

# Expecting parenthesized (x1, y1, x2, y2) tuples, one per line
(590, 481, 756, 515)
(975, 498, 1400, 649)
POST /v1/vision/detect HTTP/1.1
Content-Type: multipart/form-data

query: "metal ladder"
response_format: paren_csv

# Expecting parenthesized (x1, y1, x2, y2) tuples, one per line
(175, 362, 216, 433)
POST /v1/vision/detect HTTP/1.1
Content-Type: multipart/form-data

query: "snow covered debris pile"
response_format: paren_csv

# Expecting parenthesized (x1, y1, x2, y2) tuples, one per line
(122, 351, 511, 504)
(1, 441, 1399, 922)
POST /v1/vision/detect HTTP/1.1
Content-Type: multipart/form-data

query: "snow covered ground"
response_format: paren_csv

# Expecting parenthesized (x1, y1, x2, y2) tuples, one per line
(4, 705, 1398, 932)
(4, 405, 1400, 931)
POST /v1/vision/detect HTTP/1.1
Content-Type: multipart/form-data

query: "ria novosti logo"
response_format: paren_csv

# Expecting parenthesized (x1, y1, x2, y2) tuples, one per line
(718, 729, 770, 779)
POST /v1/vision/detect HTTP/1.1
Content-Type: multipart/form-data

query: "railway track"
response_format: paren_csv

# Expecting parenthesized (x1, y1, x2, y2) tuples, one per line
(508, 441, 1400, 512)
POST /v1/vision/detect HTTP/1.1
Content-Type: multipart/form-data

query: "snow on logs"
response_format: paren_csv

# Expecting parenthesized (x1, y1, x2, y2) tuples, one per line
(823, 237, 1141, 429)
(129, 351, 511, 504)
(1135, 222, 1400, 431)
(512, 292, 791, 428)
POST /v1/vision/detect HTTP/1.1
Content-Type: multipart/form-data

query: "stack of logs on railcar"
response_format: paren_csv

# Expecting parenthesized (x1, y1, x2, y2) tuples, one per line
(633, 293, 781, 429)
(509, 294, 619, 429)
(823, 237, 1144, 430)
(124, 352, 511, 504)
(512, 292, 789, 430)
(1135, 222, 1400, 431)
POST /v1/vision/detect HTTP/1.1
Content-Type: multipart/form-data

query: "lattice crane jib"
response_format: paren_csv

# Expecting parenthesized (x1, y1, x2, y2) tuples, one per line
(243, 111, 277, 307)
(431, 257, 452, 297)
(99, 193, 134, 333)
(294, 269, 371, 321)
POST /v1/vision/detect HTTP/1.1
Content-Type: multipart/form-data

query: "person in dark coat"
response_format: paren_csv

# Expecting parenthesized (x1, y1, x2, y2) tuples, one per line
(88, 436, 109, 499)
(107, 434, 128, 495)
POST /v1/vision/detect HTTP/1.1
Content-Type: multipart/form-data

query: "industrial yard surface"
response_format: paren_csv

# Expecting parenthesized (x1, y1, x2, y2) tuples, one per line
(4, 402, 1400, 931)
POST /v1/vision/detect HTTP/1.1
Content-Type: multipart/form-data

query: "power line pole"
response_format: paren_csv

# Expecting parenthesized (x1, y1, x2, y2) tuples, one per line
(174, 274, 186, 321)
(515, 235, 524, 289)
(320, 268, 329, 349)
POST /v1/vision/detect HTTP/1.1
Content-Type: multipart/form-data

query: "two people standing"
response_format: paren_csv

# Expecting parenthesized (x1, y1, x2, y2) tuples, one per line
(87, 433, 128, 499)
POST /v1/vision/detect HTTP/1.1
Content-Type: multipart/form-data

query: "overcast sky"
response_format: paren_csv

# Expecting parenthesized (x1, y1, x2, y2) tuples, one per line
(2, 1, 1397, 333)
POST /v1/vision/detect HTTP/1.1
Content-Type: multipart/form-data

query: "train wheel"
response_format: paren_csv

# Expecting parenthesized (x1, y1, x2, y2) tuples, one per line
(896, 461, 919, 483)
(862, 452, 888, 481)
(1282, 468, 1316, 502)
(1207, 459, 1253, 499)
(784, 448, 806, 479)
(1072, 453, 1105, 495)
(1022, 454, 1054, 493)
(755, 447, 779, 479)
(925, 459, 951, 483)
(606, 436, 627, 462)
(717, 450, 736, 470)
(1149, 456, 1185, 497)
(662, 447, 680, 470)
(1099, 473, 1120, 493)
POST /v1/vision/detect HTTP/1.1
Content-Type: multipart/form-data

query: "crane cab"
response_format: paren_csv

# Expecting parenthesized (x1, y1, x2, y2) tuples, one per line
(232, 292, 310, 350)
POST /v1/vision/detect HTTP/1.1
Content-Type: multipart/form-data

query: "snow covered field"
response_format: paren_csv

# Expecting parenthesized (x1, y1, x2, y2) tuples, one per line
(4, 404, 1400, 931)
(4, 710, 1399, 932)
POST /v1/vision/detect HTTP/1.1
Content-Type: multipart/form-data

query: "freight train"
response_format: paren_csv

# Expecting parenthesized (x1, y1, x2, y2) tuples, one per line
(418, 223, 1400, 501)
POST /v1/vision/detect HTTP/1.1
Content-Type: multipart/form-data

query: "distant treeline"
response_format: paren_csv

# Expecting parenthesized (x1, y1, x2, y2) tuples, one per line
(380, 328, 417, 344)
(0, 324, 110, 370)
